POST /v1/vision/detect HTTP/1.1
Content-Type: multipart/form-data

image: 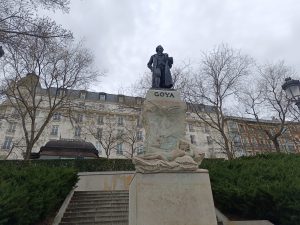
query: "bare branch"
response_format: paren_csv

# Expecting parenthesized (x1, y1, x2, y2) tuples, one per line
(184, 44, 251, 159)
(0, 35, 99, 160)
(239, 61, 295, 152)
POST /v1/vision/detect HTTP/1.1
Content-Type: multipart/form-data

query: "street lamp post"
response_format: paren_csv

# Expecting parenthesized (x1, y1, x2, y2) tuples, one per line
(282, 77, 300, 110)
(0, 46, 4, 58)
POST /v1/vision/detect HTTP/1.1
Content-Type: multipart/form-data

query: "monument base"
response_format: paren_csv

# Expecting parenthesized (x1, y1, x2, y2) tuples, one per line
(129, 170, 218, 225)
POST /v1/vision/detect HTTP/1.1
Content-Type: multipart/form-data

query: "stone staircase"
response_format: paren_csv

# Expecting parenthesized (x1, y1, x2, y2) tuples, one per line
(59, 190, 129, 225)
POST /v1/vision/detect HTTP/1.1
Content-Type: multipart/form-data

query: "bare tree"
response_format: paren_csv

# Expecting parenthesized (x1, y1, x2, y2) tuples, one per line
(2, 137, 25, 160)
(120, 118, 143, 158)
(0, 0, 72, 57)
(0, 34, 98, 160)
(185, 44, 251, 159)
(86, 115, 124, 159)
(239, 61, 294, 152)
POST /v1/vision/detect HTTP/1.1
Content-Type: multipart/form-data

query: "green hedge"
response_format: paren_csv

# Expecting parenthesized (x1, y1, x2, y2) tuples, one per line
(0, 164, 78, 225)
(0, 158, 135, 172)
(200, 154, 300, 225)
(1, 155, 299, 225)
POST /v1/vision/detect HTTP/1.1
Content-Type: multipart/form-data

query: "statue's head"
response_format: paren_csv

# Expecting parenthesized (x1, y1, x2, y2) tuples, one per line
(156, 45, 164, 53)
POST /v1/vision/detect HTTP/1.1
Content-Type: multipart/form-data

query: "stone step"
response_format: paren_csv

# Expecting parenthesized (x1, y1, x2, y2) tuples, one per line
(71, 195, 129, 200)
(73, 191, 128, 195)
(74, 191, 129, 196)
(69, 199, 129, 205)
(63, 211, 128, 218)
(66, 207, 128, 213)
(72, 193, 129, 198)
(73, 191, 129, 196)
(61, 215, 128, 223)
(60, 221, 128, 225)
(67, 202, 129, 209)
(68, 203, 128, 209)
(71, 196, 129, 201)
(59, 191, 130, 225)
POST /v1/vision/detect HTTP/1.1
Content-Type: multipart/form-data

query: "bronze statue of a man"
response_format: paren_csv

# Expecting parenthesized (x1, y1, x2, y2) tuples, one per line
(147, 45, 173, 89)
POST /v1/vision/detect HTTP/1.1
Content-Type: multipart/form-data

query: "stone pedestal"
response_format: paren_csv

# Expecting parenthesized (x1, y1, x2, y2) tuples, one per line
(130, 89, 214, 224)
(133, 89, 205, 173)
(129, 170, 218, 225)
(143, 89, 186, 156)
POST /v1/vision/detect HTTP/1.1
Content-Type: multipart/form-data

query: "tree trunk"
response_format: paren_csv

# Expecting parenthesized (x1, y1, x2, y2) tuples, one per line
(225, 141, 234, 160)
(222, 132, 234, 160)
(272, 138, 281, 153)
(131, 146, 134, 158)
(24, 144, 33, 160)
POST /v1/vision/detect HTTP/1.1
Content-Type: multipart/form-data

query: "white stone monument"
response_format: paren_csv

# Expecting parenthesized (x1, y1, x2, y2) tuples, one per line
(129, 89, 217, 225)
(132, 89, 204, 173)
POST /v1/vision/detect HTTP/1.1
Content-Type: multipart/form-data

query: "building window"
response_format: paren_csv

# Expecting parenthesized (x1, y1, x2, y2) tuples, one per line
(97, 116, 104, 125)
(136, 97, 142, 105)
(7, 122, 17, 133)
(99, 93, 106, 101)
(207, 136, 213, 145)
(78, 102, 85, 109)
(137, 117, 142, 127)
(137, 131, 143, 141)
(117, 129, 124, 138)
(11, 108, 19, 118)
(190, 135, 196, 145)
(285, 141, 295, 153)
(228, 121, 238, 131)
(137, 145, 144, 154)
(97, 128, 102, 138)
(234, 136, 242, 143)
(188, 124, 195, 132)
(239, 124, 246, 132)
(204, 125, 210, 133)
(95, 141, 102, 155)
(75, 127, 81, 137)
(2, 137, 13, 150)
(117, 116, 124, 126)
(80, 92, 86, 99)
(51, 125, 59, 136)
(77, 114, 83, 123)
(53, 112, 61, 121)
(208, 147, 215, 158)
(116, 143, 123, 155)
(242, 138, 249, 144)
(118, 95, 124, 103)
(58, 89, 67, 97)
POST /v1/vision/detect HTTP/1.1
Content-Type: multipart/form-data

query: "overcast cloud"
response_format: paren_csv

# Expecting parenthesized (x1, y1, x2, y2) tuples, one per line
(49, 0, 300, 95)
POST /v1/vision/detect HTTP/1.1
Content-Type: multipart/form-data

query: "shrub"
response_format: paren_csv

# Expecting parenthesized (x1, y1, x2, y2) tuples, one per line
(1, 154, 299, 225)
(201, 154, 300, 225)
(0, 158, 135, 172)
(0, 164, 78, 225)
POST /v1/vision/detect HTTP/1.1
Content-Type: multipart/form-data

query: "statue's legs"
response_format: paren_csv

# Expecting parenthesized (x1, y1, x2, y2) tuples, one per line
(152, 76, 160, 88)
(152, 68, 161, 88)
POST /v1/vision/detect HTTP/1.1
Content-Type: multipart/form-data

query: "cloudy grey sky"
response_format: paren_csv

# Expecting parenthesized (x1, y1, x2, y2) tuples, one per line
(50, 0, 300, 95)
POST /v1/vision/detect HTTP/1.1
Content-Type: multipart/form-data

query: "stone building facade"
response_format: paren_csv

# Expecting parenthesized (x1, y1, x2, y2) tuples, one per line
(0, 87, 224, 159)
(0, 85, 299, 160)
(226, 116, 300, 157)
